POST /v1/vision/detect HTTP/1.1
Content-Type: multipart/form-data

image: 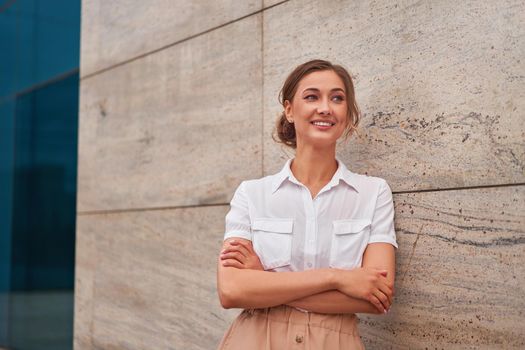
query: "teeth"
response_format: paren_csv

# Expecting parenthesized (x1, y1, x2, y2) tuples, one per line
(312, 121, 333, 126)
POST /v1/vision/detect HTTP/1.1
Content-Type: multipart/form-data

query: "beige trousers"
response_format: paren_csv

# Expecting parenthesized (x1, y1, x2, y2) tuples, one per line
(217, 305, 366, 350)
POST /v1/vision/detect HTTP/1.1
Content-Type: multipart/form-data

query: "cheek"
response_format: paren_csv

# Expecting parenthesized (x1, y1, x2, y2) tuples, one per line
(295, 103, 315, 115)
(341, 117, 350, 129)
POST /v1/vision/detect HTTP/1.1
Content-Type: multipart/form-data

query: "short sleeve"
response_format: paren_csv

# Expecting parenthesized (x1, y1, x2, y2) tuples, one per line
(223, 181, 252, 241)
(368, 179, 398, 248)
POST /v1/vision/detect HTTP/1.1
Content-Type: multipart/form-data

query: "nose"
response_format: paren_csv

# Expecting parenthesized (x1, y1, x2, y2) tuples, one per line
(317, 97, 331, 115)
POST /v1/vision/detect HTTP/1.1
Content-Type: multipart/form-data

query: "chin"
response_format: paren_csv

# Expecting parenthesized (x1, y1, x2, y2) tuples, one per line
(303, 137, 338, 149)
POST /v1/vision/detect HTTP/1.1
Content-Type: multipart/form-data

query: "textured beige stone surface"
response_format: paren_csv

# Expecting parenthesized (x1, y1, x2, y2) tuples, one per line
(77, 14, 262, 212)
(76, 0, 525, 348)
(75, 185, 524, 349)
(73, 217, 96, 349)
(80, 0, 261, 76)
(263, 0, 287, 8)
(263, 0, 525, 190)
(359, 185, 525, 349)
(74, 206, 239, 350)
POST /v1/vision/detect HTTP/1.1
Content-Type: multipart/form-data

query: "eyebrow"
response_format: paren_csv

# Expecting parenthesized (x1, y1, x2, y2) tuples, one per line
(302, 87, 345, 93)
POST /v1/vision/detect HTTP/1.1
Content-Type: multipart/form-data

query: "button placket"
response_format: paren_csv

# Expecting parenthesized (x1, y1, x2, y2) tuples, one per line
(290, 323, 306, 347)
(301, 187, 317, 270)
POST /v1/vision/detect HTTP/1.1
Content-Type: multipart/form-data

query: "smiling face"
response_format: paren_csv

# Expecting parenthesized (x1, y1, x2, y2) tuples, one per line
(284, 69, 349, 149)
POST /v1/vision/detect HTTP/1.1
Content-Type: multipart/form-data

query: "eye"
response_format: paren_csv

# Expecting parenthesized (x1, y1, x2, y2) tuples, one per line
(304, 95, 317, 100)
(332, 95, 345, 102)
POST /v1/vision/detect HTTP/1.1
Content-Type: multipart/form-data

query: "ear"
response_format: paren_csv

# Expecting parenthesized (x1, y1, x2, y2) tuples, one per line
(284, 100, 292, 119)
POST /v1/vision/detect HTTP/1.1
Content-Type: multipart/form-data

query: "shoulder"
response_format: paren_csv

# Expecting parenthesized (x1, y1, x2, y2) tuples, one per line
(237, 173, 277, 192)
(348, 169, 390, 194)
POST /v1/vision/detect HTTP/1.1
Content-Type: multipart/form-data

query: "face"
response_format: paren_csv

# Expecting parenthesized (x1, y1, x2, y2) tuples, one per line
(284, 70, 348, 149)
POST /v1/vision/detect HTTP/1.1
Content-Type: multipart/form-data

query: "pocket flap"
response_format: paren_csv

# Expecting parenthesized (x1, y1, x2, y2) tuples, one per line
(252, 218, 293, 234)
(333, 219, 371, 235)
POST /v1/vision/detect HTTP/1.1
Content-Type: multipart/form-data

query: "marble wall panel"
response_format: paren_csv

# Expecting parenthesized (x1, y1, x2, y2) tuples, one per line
(75, 184, 524, 349)
(358, 185, 525, 349)
(74, 206, 239, 350)
(263, 0, 288, 9)
(73, 216, 96, 349)
(76, 1, 525, 349)
(80, 0, 262, 76)
(263, 0, 524, 190)
(77, 14, 262, 212)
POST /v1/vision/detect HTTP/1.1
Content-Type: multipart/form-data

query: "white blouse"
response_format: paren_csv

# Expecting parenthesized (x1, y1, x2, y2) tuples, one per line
(223, 157, 398, 273)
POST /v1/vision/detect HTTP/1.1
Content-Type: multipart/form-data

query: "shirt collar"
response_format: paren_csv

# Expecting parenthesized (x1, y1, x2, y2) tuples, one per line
(270, 157, 360, 194)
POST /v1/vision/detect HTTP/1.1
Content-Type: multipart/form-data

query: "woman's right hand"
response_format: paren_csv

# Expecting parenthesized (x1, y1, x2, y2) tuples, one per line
(334, 267, 394, 314)
(220, 239, 264, 271)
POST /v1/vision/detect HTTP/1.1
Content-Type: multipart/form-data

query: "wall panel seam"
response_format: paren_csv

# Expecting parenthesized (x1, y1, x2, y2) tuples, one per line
(394, 182, 525, 195)
(77, 203, 231, 216)
(76, 182, 525, 216)
(0, 68, 79, 105)
(80, 1, 290, 81)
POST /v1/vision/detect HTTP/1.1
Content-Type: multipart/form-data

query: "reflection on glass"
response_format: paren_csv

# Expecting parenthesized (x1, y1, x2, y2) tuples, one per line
(7, 73, 79, 350)
(1, 0, 79, 348)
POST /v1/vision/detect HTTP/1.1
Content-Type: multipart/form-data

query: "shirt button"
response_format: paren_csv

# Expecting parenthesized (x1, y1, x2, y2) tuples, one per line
(307, 262, 312, 268)
(295, 335, 304, 343)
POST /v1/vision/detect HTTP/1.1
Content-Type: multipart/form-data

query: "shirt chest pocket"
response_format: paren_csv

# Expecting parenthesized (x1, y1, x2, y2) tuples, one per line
(251, 218, 294, 270)
(329, 219, 371, 269)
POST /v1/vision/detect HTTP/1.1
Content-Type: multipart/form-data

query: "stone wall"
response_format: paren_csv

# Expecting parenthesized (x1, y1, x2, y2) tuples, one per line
(75, 1, 525, 348)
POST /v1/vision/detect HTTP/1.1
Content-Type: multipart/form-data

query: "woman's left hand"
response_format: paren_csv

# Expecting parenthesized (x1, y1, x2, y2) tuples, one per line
(220, 239, 264, 270)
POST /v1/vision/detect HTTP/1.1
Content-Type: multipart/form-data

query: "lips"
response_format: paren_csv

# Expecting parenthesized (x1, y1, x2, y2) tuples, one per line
(310, 121, 335, 131)
(310, 120, 336, 126)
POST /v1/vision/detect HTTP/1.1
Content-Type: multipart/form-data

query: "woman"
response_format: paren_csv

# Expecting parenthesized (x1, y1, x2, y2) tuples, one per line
(216, 59, 398, 349)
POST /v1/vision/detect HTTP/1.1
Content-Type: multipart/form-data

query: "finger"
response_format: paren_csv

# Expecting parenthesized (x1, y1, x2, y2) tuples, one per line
(373, 289, 390, 311)
(231, 241, 253, 250)
(225, 241, 250, 256)
(226, 242, 251, 258)
(230, 240, 258, 256)
(220, 252, 245, 263)
(221, 247, 248, 259)
(378, 278, 393, 304)
(368, 294, 385, 314)
(229, 240, 251, 248)
(222, 259, 244, 269)
(383, 285, 393, 305)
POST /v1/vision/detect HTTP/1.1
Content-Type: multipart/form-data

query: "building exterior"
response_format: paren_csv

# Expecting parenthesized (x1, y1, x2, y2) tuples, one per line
(24, 0, 525, 349)
(5, 1, 523, 349)
(0, 1, 80, 349)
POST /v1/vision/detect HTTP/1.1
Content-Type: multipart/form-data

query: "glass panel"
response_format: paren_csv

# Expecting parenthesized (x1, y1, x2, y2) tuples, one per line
(1, 0, 80, 347)
(0, 0, 81, 99)
(7, 73, 78, 350)
(0, 99, 16, 345)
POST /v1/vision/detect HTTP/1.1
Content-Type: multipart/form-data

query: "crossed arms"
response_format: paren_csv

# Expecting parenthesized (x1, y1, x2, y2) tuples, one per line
(216, 238, 395, 315)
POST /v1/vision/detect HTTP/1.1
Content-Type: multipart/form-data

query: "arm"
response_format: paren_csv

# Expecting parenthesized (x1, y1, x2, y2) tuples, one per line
(286, 243, 395, 314)
(218, 239, 393, 313)
(217, 238, 338, 309)
(217, 180, 394, 311)
(286, 290, 381, 314)
(218, 182, 339, 309)
(362, 243, 395, 292)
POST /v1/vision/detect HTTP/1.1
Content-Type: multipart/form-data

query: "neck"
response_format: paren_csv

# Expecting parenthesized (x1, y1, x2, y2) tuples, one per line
(291, 142, 338, 185)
